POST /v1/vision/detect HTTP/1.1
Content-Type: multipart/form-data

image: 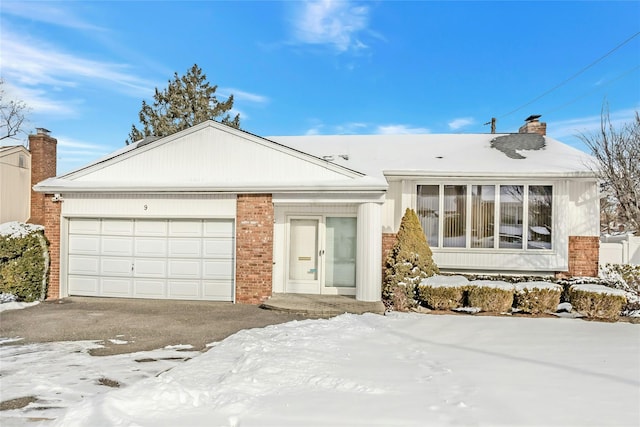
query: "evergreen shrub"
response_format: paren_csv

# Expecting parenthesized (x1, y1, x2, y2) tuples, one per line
(467, 280, 514, 313)
(569, 285, 627, 321)
(0, 224, 49, 302)
(514, 282, 562, 314)
(383, 209, 438, 310)
(417, 275, 468, 310)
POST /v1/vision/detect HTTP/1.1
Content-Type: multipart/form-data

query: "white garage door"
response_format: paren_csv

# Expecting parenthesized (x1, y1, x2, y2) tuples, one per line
(67, 218, 235, 301)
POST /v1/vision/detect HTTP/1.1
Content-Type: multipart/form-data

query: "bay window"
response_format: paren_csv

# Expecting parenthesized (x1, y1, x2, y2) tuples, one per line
(417, 184, 552, 250)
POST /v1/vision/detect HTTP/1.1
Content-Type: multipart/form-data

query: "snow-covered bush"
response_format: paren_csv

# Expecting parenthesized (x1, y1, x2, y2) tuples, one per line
(467, 281, 515, 313)
(568, 284, 627, 321)
(0, 222, 49, 302)
(514, 282, 563, 314)
(417, 275, 467, 310)
(383, 209, 438, 311)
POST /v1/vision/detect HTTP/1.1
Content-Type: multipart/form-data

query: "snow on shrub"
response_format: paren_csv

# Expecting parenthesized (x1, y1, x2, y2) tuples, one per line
(568, 284, 627, 321)
(0, 222, 49, 302)
(383, 209, 438, 311)
(467, 280, 515, 313)
(513, 282, 562, 314)
(417, 275, 468, 310)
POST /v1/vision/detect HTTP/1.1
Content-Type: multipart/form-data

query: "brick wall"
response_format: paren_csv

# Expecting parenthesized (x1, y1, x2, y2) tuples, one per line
(28, 131, 57, 226)
(235, 194, 274, 304)
(565, 236, 599, 277)
(381, 232, 397, 276)
(44, 196, 62, 300)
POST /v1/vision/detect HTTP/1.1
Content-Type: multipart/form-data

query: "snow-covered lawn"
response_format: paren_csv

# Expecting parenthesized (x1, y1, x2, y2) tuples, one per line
(1, 313, 638, 427)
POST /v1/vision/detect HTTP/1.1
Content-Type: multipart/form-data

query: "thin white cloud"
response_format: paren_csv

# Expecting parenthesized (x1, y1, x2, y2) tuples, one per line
(448, 117, 474, 130)
(1, 2, 105, 31)
(2, 33, 154, 96)
(547, 107, 639, 140)
(221, 88, 269, 104)
(291, 0, 371, 52)
(376, 124, 431, 135)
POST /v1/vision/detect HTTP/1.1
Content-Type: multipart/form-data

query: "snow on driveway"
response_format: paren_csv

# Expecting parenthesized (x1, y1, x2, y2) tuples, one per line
(1, 313, 639, 426)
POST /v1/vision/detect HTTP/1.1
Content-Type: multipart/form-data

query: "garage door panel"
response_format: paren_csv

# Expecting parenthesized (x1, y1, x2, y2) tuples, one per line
(101, 278, 132, 296)
(203, 260, 233, 279)
(69, 218, 234, 301)
(135, 238, 167, 257)
(69, 219, 101, 234)
(68, 276, 99, 294)
(102, 258, 132, 276)
(204, 220, 234, 236)
(135, 259, 166, 277)
(204, 238, 234, 258)
(135, 220, 167, 236)
(133, 279, 166, 298)
(69, 255, 100, 275)
(102, 219, 134, 235)
(69, 236, 100, 255)
(203, 281, 234, 300)
(101, 237, 133, 256)
(168, 260, 200, 278)
(168, 239, 202, 257)
(168, 280, 200, 299)
(169, 221, 201, 237)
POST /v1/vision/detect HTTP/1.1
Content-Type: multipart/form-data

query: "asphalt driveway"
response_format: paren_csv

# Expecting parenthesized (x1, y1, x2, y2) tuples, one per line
(0, 297, 306, 356)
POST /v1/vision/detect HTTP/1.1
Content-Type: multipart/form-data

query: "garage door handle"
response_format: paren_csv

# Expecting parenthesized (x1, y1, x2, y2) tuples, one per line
(131, 264, 134, 272)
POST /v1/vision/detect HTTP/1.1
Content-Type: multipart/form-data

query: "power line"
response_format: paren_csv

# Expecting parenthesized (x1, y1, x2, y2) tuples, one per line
(499, 31, 640, 120)
(545, 64, 640, 115)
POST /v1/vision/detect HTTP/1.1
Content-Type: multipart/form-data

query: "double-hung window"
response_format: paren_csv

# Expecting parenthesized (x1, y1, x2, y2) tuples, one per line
(417, 184, 552, 250)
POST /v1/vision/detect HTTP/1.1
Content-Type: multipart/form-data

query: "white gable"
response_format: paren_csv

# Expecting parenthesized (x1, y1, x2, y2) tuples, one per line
(36, 121, 387, 193)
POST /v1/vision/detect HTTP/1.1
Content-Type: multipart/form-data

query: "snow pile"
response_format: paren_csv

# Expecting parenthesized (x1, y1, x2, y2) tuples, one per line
(515, 281, 562, 291)
(50, 313, 639, 427)
(0, 222, 44, 239)
(0, 299, 39, 312)
(570, 284, 628, 297)
(468, 280, 514, 290)
(420, 275, 468, 288)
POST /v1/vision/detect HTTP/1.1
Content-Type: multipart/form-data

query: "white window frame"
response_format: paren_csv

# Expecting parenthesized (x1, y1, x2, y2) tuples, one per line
(416, 183, 553, 252)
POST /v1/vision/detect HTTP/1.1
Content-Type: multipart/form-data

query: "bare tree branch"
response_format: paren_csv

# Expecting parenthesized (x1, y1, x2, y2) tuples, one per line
(0, 79, 29, 142)
(579, 104, 640, 233)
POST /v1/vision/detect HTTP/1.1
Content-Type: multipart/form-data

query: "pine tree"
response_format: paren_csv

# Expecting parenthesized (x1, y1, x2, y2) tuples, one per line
(383, 208, 439, 310)
(126, 64, 240, 145)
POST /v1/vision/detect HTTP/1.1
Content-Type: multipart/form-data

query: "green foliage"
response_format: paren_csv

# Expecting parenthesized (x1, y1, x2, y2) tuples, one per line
(569, 286, 626, 321)
(383, 208, 439, 310)
(514, 283, 562, 314)
(0, 229, 49, 302)
(126, 64, 240, 145)
(467, 281, 514, 313)
(417, 285, 466, 310)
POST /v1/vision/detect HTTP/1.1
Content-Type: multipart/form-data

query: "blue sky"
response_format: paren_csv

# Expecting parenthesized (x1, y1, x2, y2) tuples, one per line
(1, 1, 639, 174)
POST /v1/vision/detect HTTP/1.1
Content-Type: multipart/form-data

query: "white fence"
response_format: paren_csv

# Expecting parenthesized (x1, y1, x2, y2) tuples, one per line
(600, 234, 640, 265)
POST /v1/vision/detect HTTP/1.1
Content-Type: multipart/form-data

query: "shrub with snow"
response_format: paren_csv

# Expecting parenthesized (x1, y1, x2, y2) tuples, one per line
(383, 209, 438, 310)
(417, 275, 468, 310)
(467, 280, 515, 313)
(514, 282, 562, 314)
(0, 222, 49, 302)
(568, 284, 627, 321)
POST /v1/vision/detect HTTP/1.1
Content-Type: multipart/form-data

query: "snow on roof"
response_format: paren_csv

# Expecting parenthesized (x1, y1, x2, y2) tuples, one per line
(268, 133, 597, 179)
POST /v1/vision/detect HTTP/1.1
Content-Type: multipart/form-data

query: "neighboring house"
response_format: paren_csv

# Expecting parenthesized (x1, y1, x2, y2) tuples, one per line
(0, 145, 31, 223)
(34, 117, 600, 304)
(0, 128, 57, 224)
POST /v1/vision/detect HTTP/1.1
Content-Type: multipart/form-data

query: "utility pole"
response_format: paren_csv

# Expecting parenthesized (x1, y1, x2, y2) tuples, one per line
(484, 117, 497, 133)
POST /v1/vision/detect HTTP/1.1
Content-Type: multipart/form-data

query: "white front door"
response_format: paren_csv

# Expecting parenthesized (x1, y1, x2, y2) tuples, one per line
(286, 218, 321, 294)
(285, 216, 357, 295)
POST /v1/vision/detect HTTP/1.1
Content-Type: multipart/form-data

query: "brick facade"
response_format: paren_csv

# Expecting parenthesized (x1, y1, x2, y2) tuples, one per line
(381, 232, 397, 275)
(44, 196, 62, 300)
(28, 131, 57, 226)
(566, 236, 599, 277)
(235, 194, 274, 304)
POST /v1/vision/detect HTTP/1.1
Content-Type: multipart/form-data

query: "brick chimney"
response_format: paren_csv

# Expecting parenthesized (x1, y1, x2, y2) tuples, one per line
(518, 115, 546, 136)
(28, 128, 57, 225)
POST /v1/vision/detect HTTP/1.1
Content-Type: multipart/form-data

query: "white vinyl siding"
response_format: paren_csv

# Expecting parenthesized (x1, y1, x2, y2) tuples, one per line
(67, 218, 234, 301)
